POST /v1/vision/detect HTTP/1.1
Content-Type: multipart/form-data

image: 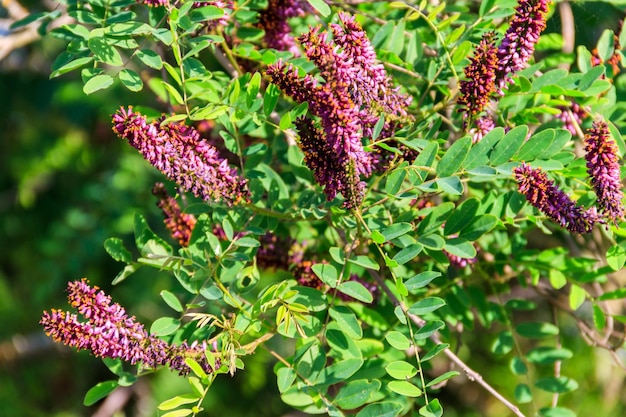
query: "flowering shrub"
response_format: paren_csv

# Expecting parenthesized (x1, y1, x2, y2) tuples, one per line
(20, 0, 626, 415)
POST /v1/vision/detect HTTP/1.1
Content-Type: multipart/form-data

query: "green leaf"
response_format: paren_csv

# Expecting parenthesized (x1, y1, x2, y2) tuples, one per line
(246, 72, 262, 107)
(569, 284, 586, 310)
(160, 290, 183, 312)
(150, 317, 181, 336)
(548, 269, 567, 290)
(162, 410, 193, 417)
(516, 129, 555, 161)
(531, 68, 567, 91)
(516, 322, 559, 338)
(444, 198, 480, 235)
(200, 285, 223, 300)
(419, 399, 443, 417)
(189, 5, 223, 22)
(535, 376, 579, 393)
(491, 330, 513, 355)
(305, 0, 331, 17)
(387, 380, 422, 397)
(408, 297, 446, 315)
(385, 168, 406, 196)
(83, 74, 114, 94)
(136, 49, 163, 69)
(118, 68, 143, 92)
(233, 236, 260, 247)
(386, 360, 418, 379)
(538, 407, 577, 417)
(416, 202, 454, 235)
(334, 379, 381, 410)
(50, 56, 94, 78)
(422, 343, 449, 362)
(526, 347, 573, 365)
(337, 281, 374, 303)
(413, 320, 445, 340)
(579, 65, 605, 91)
(356, 402, 403, 417)
(437, 136, 471, 177)
(417, 234, 445, 250)
(185, 358, 208, 379)
(330, 306, 363, 339)
(88, 37, 123, 66)
(348, 255, 380, 271)
(458, 214, 498, 240)
(510, 357, 527, 375)
(444, 238, 476, 259)
(276, 367, 297, 393)
(312, 263, 338, 288)
(386, 331, 412, 350)
(593, 304, 606, 330)
(104, 237, 132, 263)
(405, 271, 441, 292)
(606, 244, 626, 271)
(514, 383, 533, 404)
(426, 371, 460, 387)
(379, 222, 413, 242)
(598, 287, 626, 300)
(464, 127, 504, 169)
(392, 244, 423, 265)
(83, 380, 118, 406)
(158, 394, 199, 411)
(371, 230, 385, 244)
(490, 125, 528, 165)
(435, 176, 463, 195)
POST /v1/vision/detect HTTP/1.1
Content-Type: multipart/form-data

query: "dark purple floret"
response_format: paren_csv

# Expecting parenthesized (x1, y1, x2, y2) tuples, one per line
(584, 121, 625, 224)
(496, 0, 549, 89)
(112, 106, 249, 205)
(514, 163, 599, 233)
(458, 32, 498, 129)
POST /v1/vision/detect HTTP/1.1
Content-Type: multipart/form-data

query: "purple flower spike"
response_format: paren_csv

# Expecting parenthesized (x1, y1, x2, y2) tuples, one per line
(496, 0, 549, 89)
(267, 12, 411, 208)
(514, 163, 599, 233)
(40, 279, 217, 376)
(584, 121, 625, 224)
(458, 32, 498, 128)
(112, 107, 249, 206)
(258, 0, 308, 53)
(152, 183, 197, 247)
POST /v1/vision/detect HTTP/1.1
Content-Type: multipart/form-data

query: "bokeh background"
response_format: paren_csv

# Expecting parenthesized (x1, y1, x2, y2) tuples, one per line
(1, 1, 626, 416)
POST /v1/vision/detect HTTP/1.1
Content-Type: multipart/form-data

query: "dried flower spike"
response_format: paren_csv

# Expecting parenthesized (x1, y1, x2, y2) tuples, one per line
(514, 163, 599, 233)
(112, 106, 249, 206)
(584, 121, 625, 223)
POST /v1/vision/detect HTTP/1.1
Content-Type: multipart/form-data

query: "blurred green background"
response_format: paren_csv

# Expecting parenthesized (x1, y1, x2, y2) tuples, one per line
(1, 1, 625, 416)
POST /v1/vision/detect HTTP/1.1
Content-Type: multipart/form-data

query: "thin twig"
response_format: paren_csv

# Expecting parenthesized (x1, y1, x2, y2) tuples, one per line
(371, 272, 527, 417)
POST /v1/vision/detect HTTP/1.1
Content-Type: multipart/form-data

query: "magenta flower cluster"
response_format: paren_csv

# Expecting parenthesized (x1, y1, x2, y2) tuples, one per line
(496, 0, 549, 89)
(458, 0, 549, 137)
(258, 0, 308, 53)
(152, 183, 197, 247)
(585, 121, 625, 223)
(514, 119, 624, 232)
(514, 163, 599, 233)
(267, 12, 411, 208)
(112, 107, 248, 206)
(40, 279, 216, 376)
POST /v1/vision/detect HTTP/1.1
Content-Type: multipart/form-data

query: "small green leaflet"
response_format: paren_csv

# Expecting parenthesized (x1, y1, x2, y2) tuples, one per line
(306, 0, 331, 17)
